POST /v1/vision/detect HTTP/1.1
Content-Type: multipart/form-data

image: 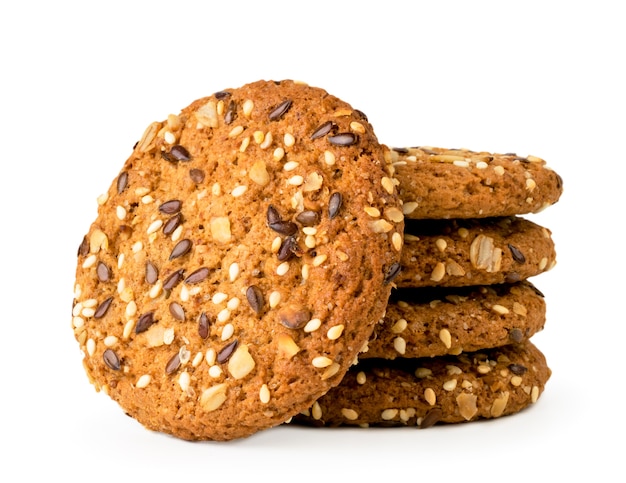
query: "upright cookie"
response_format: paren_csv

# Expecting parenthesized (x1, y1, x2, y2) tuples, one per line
(71, 80, 404, 441)
(293, 341, 550, 428)
(363, 281, 546, 359)
(387, 146, 563, 219)
(397, 216, 556, 288)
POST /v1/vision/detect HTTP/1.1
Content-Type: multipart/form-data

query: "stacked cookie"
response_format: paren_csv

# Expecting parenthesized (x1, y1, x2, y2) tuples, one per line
(71, 80, 406, 441)
(292, 146, 562, 428)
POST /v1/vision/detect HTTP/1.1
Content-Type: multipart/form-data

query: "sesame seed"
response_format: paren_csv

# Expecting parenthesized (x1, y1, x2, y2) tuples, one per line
(312, 356, 333, 368)
(82, 254, 97, 269)
(231, 185, 248, 198)
(239, 137, 250, 152)
(288, 175, 304, 186)
(439, 328, 452, 349)
(218, 309, 232, 325)
(136, 374, 151, 388)
(392, 232, 403, 252)
(381, 177, 395, 194)
(494, 165, 505, 176)
(341, 408, 359, 420)
(228, 125, 244, 138)
(205, 348, 217, 366)
(356, 372, 366, 384)
(430, 262, 446, 282)
(304, 318, 322, 333)
(492, 304, 510, 315)
(381, 409, 398, 421)
(312, 254, 327, 267)
(146, 219, 163, 235)
(116, 205, 127, 220)
(364, 206, 380, 217)
(267, 291, 281, 309)
(391, 318, 407, 334)
(86, 338, 96, 356)
(276, 261, 290, 276)
(208, 365, 223, 378)
(259, 384, 271, 404)
(435, 238, 447, 252)
(260, 131, 273, 149)
(227, 297, 240, 311)
(272, 147, 286, 162)
(443, 379, 457, 391)
(327, 324, 344, 340)
(283, 161, 299, 171)
(424, 388, 437, 405)
(178, 371, 190, 392)
(311, 401, 323, 420)
(323, 150, 336, 165)
(283, 133, 295, 147)
(393, 337, 406, 355)
(402, 201, 418, 215)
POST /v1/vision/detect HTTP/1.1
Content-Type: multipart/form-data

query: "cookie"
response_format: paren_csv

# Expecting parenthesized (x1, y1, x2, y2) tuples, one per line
(362, 281, 546, 359)
(387, 146, 563, 220)
(397, 216, 556, 288)
(71, 79, 404, 441)
(293, 341, 550, 428)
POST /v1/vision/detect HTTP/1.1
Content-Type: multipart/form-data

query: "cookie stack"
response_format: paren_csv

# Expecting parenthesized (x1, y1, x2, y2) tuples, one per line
(71, 79, 563, 440)
(292, 146, 562, 428)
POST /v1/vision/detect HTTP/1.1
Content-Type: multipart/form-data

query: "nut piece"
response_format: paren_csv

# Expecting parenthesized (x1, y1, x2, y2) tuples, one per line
(456, 392, 478, 420)
(469, 234, 502, 272)
(490, 391, 510, 417)
(210, 216, 232, 244)
(227, 344, 255, 379)
(249, 160, 270, 186)
(276, 333, 300, 359)
(200, 384, 228, 412)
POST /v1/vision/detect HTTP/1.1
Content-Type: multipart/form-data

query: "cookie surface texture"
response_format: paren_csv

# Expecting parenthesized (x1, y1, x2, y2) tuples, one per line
(294, 341, 551, 428)
(388, 146, 563, 220)
(398, 216, 556, 288)
(363, 281, 546, 359)
(72, 80, 404, 441)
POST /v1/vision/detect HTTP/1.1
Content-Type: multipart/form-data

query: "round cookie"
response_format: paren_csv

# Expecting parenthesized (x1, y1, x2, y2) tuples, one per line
(362, 281, 546, 359)
(386, 146, 563, 220)
(293, 341, 551, 428)
(397, 216, 556, 288)
(71, 79, 404, 441)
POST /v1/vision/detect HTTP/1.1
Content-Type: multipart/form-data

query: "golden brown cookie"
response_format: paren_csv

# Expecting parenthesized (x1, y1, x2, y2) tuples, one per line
(363, 281, 546, 359)
(397, 216, 556, 288)
(387, 146, 563, 220)
(71, 80, 404, 441)
(293, 341, 550, 428)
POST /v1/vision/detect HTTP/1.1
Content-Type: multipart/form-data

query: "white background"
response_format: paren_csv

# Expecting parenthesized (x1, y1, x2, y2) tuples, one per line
(2, 1, 623, 481)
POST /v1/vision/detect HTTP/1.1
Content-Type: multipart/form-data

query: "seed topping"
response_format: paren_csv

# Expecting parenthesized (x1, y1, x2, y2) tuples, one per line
(217, 339, 239, 364)
(145, 261, 158, 284)
(328, 192, 342, 219)
(159, 200, 182, 215)
(163, 269, 185, 291)
(246, 285, 264, 315)
(268, 99, 292, 121)
(94, 297, 113, 319)
(328, 132, 358, 146)
(508, 244, 526, 263)
(198, 312, 210, 339)
(163, 213, 182, 236)
(310, 120, 335, 140)
(169, 239, 192, 260)
(384, 262, 401, 285)
(184, 267, 210, 284)
(135, 311, 156, 334)
(103, 348, 121, 371)
(96, 262, 111, 282)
